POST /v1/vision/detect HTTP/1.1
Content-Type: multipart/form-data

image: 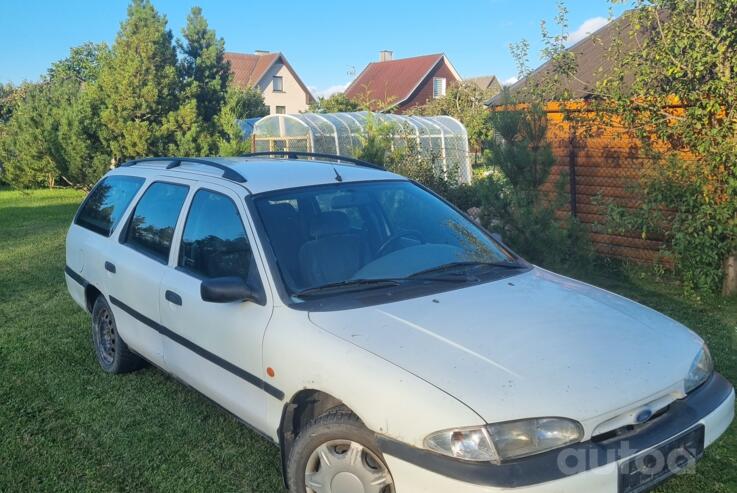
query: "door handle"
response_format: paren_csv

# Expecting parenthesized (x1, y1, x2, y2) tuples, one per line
(104, 261, 116, 273)
(165, 290, 182, 306)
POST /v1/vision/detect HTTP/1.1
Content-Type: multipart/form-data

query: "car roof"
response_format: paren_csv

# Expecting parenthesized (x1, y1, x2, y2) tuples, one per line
(111, 157, 406, 194)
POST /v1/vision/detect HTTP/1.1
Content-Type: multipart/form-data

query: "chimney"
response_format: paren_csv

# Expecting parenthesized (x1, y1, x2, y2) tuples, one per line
(379, 50, 393, 62)
(255, 50, 270, 55)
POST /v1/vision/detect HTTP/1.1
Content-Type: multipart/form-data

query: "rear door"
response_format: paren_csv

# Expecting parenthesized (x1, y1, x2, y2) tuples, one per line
(160, 183, 275, 431)
(66, 174, 146, 310)
(104, 178, 191, 367)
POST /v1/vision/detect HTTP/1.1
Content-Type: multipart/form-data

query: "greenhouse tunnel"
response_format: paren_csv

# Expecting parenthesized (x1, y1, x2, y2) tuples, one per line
(251, 112, 471, 183)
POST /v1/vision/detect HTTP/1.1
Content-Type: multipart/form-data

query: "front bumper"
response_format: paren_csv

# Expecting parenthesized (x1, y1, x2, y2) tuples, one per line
(379, 373, 734, 493)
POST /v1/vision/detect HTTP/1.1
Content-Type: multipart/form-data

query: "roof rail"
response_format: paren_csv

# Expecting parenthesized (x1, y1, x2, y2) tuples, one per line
(241, 151, 385, 170)
(120, 157, 247, 183)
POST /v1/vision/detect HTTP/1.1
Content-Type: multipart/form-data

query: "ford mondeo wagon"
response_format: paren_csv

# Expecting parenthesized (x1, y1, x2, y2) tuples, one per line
(65, 154, 734, 493)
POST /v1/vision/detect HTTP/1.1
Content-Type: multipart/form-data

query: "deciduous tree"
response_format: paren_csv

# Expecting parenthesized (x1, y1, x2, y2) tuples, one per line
(413, 82, 495, 152)
(600, 0, 737, 295)
(47, 42, 110, 85)
(309, 92, 361, 113)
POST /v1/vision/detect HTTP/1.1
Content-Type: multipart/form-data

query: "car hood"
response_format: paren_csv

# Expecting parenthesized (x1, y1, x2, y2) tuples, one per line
(308, 267, 703, 427)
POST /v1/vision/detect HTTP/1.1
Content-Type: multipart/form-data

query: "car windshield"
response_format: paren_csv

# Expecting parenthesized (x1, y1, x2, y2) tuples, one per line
(254, 180, 520, 299)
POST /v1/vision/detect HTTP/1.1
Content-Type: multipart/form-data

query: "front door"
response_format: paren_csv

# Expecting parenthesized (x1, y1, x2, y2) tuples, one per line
(160, 184, 275, 431)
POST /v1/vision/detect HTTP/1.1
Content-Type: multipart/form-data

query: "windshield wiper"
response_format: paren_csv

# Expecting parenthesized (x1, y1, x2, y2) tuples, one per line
(295, 278, 403, 298)
(295, 261, 526, 298)
(407, 260, 525, 279)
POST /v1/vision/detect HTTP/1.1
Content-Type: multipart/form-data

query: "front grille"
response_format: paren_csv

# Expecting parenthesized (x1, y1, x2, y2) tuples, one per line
(593, 405, 671, 443)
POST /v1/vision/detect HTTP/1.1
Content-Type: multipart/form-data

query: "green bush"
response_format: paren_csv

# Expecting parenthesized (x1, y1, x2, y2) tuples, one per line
(354, 114, 470, 204)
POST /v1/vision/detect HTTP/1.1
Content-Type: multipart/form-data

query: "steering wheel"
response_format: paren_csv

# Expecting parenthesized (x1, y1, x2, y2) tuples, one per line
(376, 230, 425, 257)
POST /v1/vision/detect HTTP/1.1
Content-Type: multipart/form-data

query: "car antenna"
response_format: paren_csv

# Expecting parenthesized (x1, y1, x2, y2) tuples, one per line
(333, 167, 343, 182)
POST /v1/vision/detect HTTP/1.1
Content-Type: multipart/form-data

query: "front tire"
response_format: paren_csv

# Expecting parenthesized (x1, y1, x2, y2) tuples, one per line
(91, 295, 145, 374)
(287, 408, 395, 493)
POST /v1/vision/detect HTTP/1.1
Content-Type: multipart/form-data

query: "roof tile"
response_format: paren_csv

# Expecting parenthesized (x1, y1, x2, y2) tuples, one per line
(224, 52, 280, 88)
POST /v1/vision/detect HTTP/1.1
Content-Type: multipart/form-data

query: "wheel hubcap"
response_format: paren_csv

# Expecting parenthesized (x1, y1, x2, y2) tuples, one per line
(96, 308, 116, 365)
(305, 440, 394, 493)
(331, 472, 364, 493)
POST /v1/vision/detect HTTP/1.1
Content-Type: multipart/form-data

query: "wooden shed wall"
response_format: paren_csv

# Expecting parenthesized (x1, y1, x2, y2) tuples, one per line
(537, 103, 689, 263)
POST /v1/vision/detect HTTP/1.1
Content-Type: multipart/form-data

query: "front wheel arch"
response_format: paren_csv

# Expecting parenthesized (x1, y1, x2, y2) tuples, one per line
(278, 389, 364, 485)
(285, 406, 393, 493)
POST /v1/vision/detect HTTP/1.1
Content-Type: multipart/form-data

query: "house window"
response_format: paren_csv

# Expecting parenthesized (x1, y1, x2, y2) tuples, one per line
(433, 77, 446, 98)
(275, 106, 286, 114)
(272, 76, 283, 92)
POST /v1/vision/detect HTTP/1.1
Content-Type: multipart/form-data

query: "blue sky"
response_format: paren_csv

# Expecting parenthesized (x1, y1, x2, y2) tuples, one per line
(0, 0, 629, 96)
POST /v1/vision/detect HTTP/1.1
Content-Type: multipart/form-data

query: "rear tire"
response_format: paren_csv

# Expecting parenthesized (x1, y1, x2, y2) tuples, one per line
(91, 295, 145, 374)
(287, 408, 395, 493)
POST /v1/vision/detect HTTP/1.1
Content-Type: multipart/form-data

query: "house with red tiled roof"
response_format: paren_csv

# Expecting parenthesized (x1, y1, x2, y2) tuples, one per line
(224, 51, 314, 115)
(344, 51, 462, 112)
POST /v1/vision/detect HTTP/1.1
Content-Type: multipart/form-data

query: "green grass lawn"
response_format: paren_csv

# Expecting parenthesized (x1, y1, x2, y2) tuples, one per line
(1, 188, 735, 492)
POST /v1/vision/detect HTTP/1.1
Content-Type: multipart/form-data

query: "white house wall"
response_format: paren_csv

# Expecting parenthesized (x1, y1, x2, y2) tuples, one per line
(258, 63, 311, 115)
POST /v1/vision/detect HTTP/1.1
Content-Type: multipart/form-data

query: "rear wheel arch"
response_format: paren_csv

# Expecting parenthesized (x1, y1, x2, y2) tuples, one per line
(85, 283, 103, 313)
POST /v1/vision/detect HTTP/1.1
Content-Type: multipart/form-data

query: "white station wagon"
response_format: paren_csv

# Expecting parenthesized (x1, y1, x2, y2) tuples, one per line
(65, 153, 734, 493)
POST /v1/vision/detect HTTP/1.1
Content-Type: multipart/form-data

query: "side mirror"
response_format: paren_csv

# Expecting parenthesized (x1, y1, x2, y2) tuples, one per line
(491, 232, 503, 243)
(200, 276, 263, 304)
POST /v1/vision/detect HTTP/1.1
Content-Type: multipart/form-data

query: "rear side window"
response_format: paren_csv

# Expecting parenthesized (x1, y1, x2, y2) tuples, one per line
(123, 182, 189, 262)
(179, 189, 260, 286)
(75, 175, 145, 236)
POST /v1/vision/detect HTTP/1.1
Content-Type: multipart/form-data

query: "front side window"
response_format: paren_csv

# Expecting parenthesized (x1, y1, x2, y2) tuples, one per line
(123, 182, 189, 262)
(75, 175, 145, 236)
(179, 189, 260, 288)
(255, 181, 521, 300)
(272, 76, 283, 92)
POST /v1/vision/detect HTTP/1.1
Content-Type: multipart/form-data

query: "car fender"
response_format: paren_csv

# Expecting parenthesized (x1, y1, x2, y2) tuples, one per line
(263, 306, 484, 447)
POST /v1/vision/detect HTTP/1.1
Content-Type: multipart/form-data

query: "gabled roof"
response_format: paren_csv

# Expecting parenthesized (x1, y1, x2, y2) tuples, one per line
(487, 13, 637, 105)
(225, 52, 280, 87)
(224, 51, 315, 102)
(345, 54, 461, 109)
(466, 75, 500, 91)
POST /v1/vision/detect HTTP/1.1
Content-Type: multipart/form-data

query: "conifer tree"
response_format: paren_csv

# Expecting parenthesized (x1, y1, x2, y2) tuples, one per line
(166, 6, 230, 156)
(97, 0, 179, 161)
(178, 7, 229, 122)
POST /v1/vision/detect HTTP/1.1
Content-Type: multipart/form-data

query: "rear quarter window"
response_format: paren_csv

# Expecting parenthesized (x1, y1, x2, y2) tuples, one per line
(75, 175, 145, 236)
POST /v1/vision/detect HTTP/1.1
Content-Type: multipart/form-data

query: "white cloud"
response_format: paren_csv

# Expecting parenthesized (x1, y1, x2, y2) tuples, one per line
(502, 76, 518, 86)
(310, 83, 349, 99)
(567, 16, 610, 46)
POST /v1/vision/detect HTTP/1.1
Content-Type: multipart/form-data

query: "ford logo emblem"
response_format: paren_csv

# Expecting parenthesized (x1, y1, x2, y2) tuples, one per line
(636, 409, 653, 423)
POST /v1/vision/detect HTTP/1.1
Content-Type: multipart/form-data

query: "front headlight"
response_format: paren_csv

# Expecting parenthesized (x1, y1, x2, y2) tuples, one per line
(487, 417, 583, 461)
(684, 344, 714, 393)
(424, 417, 583, 463)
